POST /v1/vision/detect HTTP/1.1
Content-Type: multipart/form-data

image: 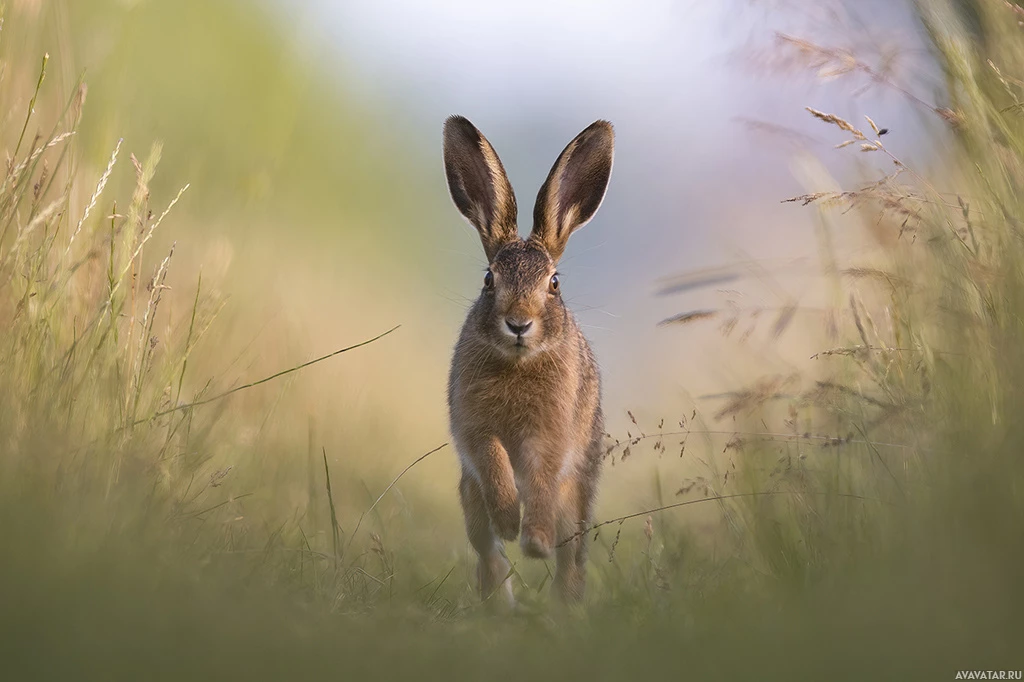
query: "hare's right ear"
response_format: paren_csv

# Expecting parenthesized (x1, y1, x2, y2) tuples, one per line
(443, 115, 519, 262)
(530, 120, 614, 263)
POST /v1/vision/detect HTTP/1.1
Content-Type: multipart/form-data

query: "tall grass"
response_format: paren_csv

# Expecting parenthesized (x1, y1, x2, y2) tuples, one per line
(0, 41, 225, 565)
(0, 1, 1021, 680)
(0, 21, 402, 632)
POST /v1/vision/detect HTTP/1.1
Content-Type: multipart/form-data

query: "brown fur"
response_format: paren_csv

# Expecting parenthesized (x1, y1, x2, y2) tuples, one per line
(442, 115, 614, 605)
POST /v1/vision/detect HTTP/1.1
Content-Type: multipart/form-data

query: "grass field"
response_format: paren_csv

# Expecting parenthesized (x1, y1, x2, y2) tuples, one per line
(0, 1, 1021, 680)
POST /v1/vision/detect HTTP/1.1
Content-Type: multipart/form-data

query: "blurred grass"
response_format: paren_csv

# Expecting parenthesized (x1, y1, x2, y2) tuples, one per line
(0, 0, 1022, 680)
(5, 0, 471, 517)
(14, 0, 439, 229)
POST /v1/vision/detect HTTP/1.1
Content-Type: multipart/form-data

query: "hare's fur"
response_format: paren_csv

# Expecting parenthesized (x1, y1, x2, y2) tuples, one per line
(442, 115, 613, 605)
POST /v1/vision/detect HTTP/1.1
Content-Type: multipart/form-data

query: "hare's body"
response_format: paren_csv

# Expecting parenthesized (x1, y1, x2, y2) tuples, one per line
(442, 115, 614, 604)
(449, 270, 603, 601)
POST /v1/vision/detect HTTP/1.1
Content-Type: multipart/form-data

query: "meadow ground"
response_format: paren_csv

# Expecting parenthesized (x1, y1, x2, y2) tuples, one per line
(0, 1, 1021, 680)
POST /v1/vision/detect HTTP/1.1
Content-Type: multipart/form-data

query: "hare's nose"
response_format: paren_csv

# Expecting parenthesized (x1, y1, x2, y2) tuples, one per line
(505, 319, 533, 336)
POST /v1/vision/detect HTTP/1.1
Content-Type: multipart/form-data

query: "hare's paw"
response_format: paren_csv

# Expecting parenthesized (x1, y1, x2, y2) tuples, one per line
(520, 525, 554, 559)
(487, 501, 520, 540)
(489, 498, 521, 541)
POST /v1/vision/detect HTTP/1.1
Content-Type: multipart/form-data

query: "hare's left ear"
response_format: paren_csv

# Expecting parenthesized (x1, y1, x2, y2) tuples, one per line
(529, 120, 614, 262)
(443, 115, 520, 262)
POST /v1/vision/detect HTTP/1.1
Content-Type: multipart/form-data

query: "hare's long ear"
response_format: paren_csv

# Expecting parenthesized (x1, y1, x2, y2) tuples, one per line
(443, 115, 519, 261)
(529, 120, 614, 262)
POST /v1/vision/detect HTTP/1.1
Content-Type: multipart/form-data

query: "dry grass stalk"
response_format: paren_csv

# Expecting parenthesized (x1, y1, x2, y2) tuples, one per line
(65, 137, 121, 259)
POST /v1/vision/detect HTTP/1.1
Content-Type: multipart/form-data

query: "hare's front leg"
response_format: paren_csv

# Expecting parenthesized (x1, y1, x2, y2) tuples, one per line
(459, 470, 515, 606)
(518, 442, 566, 559)
(462, 436, 520, 541)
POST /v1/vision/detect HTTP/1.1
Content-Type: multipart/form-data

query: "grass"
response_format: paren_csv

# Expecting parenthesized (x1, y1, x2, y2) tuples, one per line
(0, 0, 1022, 680)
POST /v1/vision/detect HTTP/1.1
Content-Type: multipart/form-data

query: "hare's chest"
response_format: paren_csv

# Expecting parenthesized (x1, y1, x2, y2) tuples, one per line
(454, 368, 566, 445)
(474, 371, 547, 420)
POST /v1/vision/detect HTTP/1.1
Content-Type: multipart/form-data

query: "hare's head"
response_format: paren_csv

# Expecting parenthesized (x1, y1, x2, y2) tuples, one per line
(442, 115, 614, 358)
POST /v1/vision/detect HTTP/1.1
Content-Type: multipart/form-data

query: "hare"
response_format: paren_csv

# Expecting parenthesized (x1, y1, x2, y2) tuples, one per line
(442, 115, 614, 605)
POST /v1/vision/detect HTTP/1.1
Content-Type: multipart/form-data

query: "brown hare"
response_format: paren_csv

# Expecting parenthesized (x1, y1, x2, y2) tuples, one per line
(442, 115, 614, 605)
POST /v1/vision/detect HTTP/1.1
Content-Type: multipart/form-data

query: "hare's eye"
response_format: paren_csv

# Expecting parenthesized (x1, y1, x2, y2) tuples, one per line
(484, 270, 494, 289)
(548, 274, 560, 294)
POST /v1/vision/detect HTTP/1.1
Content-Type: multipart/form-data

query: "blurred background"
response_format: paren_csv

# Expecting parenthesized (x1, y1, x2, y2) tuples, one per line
(7, 0, 944, 496)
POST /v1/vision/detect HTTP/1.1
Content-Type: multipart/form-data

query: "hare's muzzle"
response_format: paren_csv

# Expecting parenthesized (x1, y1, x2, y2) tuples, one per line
(504, 318, 533, 337)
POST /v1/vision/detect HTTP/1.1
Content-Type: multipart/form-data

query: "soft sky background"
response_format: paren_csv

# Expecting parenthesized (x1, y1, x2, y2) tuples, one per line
(275, 0, 941, 421)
